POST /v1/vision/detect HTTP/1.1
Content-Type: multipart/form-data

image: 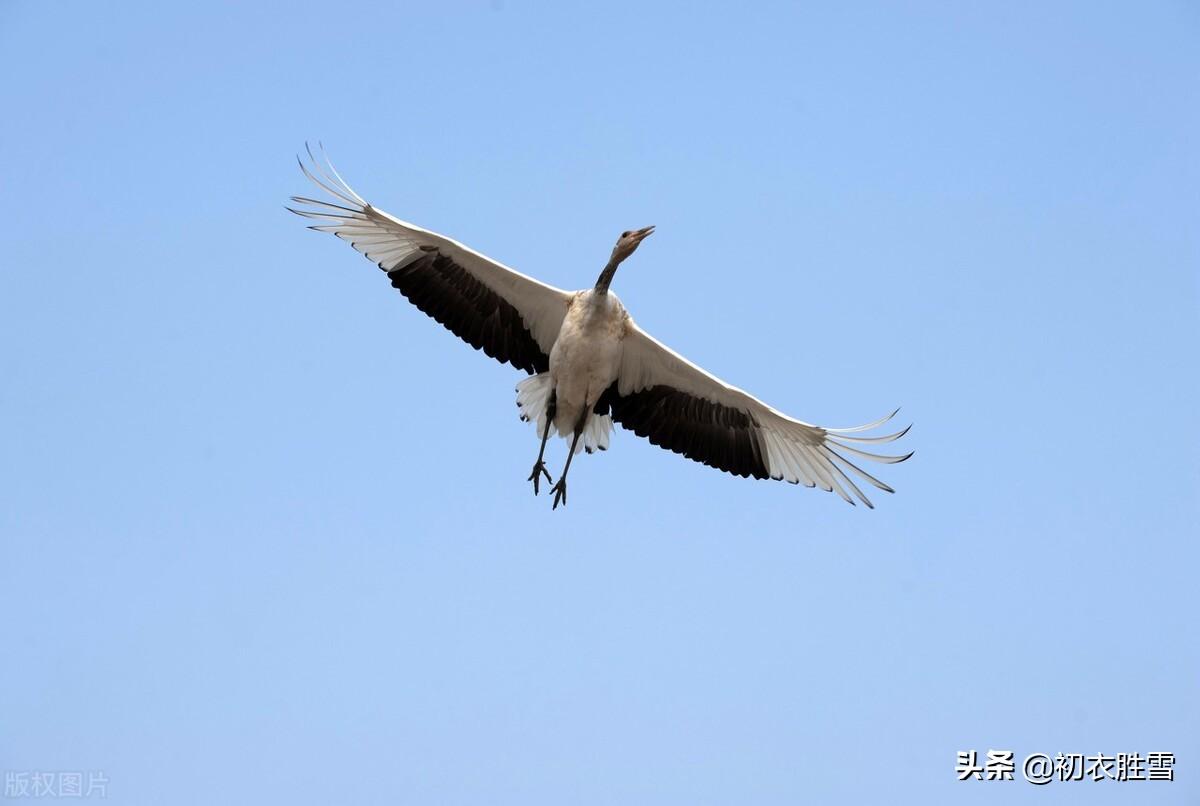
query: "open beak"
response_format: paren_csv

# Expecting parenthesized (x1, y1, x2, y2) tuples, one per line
(632, 225, 655, 242)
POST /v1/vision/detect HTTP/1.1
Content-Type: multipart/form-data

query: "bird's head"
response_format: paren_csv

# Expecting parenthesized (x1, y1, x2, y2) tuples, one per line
(610, 225, 655, 263)
(595, 225, 654, 294)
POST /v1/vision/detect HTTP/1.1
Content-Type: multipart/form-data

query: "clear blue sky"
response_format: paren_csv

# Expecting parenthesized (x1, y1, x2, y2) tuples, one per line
(2, 2, 1196, 804)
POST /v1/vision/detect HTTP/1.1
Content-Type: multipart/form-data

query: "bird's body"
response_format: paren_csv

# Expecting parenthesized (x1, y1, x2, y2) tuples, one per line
(290, 147, 911, 509)
(548, 289, 626, 440)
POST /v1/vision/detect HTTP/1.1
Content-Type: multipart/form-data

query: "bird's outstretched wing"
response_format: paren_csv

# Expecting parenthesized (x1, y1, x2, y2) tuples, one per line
(289, 146, 572, 374)
(599, 321, 912, 507)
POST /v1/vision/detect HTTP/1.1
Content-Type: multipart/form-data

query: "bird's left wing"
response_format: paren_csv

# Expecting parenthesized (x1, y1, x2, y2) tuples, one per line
(603, 320, 912, 507)
(289, 147, 572, 374)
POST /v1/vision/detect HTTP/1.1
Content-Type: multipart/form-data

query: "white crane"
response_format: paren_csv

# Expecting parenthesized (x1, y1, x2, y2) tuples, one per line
(289, 147, 911, 509)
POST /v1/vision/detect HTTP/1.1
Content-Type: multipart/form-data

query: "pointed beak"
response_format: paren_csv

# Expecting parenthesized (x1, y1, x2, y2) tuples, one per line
(632, 225, 655, 242)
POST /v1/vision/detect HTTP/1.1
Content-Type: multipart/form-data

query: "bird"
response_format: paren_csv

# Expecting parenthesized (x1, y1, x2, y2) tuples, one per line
(288, 146, 911, 510)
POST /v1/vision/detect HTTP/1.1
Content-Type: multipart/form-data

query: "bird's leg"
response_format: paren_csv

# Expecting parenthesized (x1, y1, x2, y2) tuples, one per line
(527, 390, 556, 495)
(550, 409, 589, 510)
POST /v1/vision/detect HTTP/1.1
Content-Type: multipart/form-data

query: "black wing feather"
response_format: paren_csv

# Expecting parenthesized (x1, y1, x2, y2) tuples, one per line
(598, 383, 772, 480)
(386, 251, 550, 375)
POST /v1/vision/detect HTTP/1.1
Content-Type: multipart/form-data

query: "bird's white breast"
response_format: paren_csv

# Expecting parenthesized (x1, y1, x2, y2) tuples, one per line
(548, 290, 627, 433)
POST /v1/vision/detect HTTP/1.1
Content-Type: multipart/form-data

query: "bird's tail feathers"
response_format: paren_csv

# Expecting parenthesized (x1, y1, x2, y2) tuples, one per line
(516, 373, 556, 440)
(578, 411, 612, 455)
(516, 374, 612, 454)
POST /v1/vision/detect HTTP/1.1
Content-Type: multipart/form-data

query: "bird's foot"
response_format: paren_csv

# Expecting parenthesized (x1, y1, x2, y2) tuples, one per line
(550, 477, 568, 510)
(527, 460, 552, 495)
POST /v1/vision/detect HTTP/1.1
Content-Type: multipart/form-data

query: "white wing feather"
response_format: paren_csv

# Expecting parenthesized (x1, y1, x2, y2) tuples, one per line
(289, 145, 572, 355)
(618, 320, 911, 507)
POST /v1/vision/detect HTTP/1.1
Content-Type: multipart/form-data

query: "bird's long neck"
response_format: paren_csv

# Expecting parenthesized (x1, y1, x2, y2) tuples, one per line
(594, 257, 621, 295)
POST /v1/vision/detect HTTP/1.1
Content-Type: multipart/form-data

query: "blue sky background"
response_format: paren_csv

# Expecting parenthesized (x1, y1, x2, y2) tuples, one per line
(2, 2, 1197, 804)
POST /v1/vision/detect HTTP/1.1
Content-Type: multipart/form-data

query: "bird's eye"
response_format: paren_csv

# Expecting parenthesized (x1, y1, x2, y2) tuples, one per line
(621, 231, 631, 238)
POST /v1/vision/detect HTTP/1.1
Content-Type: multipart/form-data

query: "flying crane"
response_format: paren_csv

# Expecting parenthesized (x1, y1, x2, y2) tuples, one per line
(289, 148, 911, 509)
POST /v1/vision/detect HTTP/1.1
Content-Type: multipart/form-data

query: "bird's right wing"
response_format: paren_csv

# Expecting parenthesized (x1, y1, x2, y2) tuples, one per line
(289, 147, 572, 374)
(605, 320, 912, 507)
